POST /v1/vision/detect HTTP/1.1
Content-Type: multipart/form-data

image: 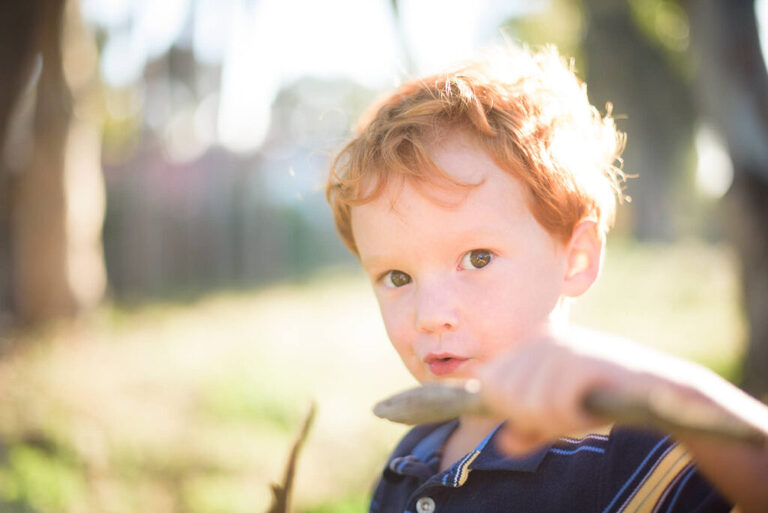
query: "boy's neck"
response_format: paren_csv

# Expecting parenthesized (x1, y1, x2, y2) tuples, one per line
(440, 414, 504, 472)
(459, 414, 505, 438)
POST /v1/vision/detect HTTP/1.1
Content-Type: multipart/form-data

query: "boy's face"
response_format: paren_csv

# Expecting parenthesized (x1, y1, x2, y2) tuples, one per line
(351, 132, 570, 383)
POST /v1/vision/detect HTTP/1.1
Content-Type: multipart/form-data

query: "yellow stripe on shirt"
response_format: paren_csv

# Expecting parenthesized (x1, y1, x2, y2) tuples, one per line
(456, 450, 480, 487)
(618, 444, 692, 513)
(562, 424, 614, 441)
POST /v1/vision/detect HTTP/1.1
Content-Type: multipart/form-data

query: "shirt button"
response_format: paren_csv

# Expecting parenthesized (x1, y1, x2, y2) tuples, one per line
(416, 496, 436, 513)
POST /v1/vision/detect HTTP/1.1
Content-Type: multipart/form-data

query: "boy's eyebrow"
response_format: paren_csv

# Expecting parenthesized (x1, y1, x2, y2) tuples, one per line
(358, 226, 518, 272)
(358, 254, 391, 272)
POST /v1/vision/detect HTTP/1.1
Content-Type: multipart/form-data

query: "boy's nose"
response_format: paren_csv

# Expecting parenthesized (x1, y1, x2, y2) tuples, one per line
(415, 280, 459, 334)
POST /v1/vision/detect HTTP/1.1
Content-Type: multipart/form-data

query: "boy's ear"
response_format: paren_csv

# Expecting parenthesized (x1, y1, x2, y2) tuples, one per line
(561, 220, 604, 298)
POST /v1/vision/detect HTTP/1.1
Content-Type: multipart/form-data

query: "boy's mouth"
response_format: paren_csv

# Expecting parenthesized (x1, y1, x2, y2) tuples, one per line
(424, 353, 469, 376)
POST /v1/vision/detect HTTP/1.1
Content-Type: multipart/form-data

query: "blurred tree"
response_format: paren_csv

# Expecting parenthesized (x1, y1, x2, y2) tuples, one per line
(0, 0, 106, 326)
(684, 0, 768, 397)
(582, 0, 696, 240)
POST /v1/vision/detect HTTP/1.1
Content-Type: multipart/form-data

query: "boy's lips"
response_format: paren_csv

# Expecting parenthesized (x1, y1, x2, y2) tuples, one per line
(424, 353, 469, 376)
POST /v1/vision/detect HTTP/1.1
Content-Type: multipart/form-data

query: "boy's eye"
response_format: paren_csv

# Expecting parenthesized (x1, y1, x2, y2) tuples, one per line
(460, 249, 493, 270)
(382, 270, 412, 288)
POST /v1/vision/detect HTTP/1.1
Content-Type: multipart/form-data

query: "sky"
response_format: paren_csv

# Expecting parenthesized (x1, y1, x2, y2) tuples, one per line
(81, 0, 534, 151)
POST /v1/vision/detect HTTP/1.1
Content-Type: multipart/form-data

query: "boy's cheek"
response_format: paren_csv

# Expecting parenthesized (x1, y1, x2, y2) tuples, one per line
(378, 296, 414, 338)
(379, 311, 417, 358)
(381, 318, 433, 382)
(388, 329, 419, 364)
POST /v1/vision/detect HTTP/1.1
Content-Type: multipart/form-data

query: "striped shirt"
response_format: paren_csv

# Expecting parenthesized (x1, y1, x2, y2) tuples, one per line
(370, 421, 733, 513)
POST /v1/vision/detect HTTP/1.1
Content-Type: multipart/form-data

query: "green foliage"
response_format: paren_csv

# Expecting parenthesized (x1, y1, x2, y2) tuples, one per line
(500, 0, 586, 66)
(629, 0, 689, 52)
(197, 365, 302, 430)
(181, 475, 258, 513)
(0, 445, 86, 513)
(627, 0, 693, 78)
(301, 494, 370, 513)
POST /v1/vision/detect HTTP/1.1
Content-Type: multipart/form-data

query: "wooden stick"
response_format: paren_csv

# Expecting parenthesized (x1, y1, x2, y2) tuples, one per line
(373, 383, 768, 448)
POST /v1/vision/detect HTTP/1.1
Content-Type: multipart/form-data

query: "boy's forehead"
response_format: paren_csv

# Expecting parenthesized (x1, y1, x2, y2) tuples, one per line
(424, 129, 489, 182)
(366, 131, 495, 209)
(376, 174, 476, 215)
(351, 140, 537, 249)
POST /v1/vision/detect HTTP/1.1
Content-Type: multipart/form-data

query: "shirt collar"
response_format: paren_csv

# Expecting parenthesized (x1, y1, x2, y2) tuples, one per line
(461, 422, 614, 473)
(385, 420, 551, 483)
(384, 420, 459, 480)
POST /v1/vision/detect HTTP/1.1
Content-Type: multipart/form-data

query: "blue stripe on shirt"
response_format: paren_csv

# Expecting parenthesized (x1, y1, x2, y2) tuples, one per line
(549, 445, 606, 455)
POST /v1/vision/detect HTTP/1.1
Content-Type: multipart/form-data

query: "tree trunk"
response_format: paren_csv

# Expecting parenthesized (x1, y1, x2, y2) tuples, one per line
(582, 0, 696, 239)
(685, 0, 768, 398)
(0, 1, 45, 326)
(1, 0, 106, 326)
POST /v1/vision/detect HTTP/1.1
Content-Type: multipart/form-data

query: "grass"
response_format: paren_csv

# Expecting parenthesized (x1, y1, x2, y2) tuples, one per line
(571, 238, 745, 377)
(0, 240, 746, 513)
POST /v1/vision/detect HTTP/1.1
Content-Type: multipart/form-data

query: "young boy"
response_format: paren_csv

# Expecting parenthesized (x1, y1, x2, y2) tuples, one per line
(326, 46, 768, 513)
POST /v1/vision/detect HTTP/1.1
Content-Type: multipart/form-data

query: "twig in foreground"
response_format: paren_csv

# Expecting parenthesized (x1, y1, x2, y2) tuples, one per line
(266, 403, 317, 513)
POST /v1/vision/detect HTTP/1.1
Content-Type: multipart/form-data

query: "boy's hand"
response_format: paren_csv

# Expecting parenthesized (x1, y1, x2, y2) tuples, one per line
(477, 328, 705, 453)
(477, 329, 768, 513)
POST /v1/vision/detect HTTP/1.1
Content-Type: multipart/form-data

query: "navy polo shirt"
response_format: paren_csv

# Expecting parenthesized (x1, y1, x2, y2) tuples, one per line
(370, 420, 733, 513)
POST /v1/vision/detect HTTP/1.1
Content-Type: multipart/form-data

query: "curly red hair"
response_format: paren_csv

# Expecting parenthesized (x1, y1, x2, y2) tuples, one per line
(327, 46, 626, 254)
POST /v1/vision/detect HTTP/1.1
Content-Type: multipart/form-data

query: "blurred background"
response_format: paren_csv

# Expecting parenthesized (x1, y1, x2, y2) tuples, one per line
(0, 0, 767, 512)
